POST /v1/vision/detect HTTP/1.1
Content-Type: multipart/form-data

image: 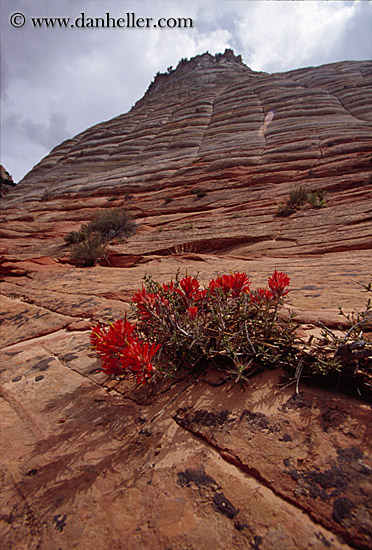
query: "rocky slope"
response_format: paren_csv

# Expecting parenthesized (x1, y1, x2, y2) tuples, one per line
(1, 51, 372, 264)
(0, 165, 15, 198)
(1, 50, 372, 549)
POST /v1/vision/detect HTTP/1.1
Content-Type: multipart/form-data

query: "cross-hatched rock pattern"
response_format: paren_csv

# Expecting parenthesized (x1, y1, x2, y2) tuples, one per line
(1, 50, 371, 262)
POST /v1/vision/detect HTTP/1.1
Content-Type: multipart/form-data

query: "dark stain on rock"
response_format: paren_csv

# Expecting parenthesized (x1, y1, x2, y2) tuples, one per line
(25, 468, 38, 476)
(304, 466, 348, 500)
(337, 446, 372, 475)
(289, 465, 348, 501)
(35, 375, 44, 382)
(279, 433, 293, 442)
(332, 497, 354, 524)
(61, 353, 78, 362)
(174, 407, 232, 428)
(320, 404, 347, 430)
(280, 392, 310, 412)
(32, 357, 54, 372)
(89, 368, 101, 375)
(53, 513, 67, 532)
(212, 491, 238, 518)
(12, 375, 22, 382)
(139, 428, 152, 437)
(240, 410, 279, 433)
(337, 446, 363, 463)
(234, 520, 249, 531)
(283, 458, 300, 481)
(252, 535, 263, 549)
(315, 532, 331, 548)
(177, 467, 218, 489)
(284, 458, 350, 501)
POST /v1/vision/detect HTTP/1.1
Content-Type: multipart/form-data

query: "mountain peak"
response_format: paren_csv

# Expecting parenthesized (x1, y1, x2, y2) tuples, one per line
(144, 49, 250, 97)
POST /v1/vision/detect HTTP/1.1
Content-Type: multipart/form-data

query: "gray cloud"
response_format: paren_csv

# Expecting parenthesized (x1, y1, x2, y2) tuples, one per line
(331, 1, 372, 61)
(23, 113, 69, 149)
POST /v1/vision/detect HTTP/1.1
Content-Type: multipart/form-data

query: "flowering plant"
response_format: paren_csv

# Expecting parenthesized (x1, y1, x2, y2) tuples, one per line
(90, 271, 372, 399)
(90, 317, 161, 384)
(91, 269, 297, 385)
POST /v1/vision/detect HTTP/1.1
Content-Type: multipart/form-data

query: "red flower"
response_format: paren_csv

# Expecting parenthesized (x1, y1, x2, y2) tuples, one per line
(162, 281, 175, 293)
(209, 272, 250, 297)
(187, 306, 199, 319)
(267, 269, 290, 298)
(132, 287, 156, 307)
(229, 272, 251, 296)
(132, 288, 158, 320)
(177, 276, 200, 300)
(90, 317, 136, 375)
(251, 287, 274, 303)
(197, 289, 207, 300)
(122, 340, 161, 384)
(90, 316, 162, 383)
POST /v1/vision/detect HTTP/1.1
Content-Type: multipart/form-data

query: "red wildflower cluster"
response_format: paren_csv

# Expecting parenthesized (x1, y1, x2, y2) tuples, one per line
(90, 316, 160, 384)
(268, 269, 291, 298)
(209, 272, 251, 297)
(132, 287, 170, 321)
(178, 276, 200, 299)
(91, 269, 292, 385)
(176, 276, 206, 302)
(251, 287, 274, 304)
(250, 270, 290, 304)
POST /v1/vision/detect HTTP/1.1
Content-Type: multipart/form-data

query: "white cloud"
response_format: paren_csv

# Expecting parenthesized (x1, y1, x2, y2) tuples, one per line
(237, 1, 361, 72)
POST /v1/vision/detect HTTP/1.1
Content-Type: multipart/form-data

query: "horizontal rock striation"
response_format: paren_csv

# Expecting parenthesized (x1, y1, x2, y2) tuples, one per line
(1, 51, 371, 262)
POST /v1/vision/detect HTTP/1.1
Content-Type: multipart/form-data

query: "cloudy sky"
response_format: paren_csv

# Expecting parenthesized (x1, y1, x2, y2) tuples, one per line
(1, 0, 371, 183)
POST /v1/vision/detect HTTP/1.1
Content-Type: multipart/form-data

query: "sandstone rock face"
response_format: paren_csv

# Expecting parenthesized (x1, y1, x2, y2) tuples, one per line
(0, 165, 15, 198)
(1, 50, 372, 549)
(1, 51, 371, 262)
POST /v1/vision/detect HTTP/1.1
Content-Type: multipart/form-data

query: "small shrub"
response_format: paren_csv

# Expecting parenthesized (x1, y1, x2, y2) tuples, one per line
(64, 207, 136, 247)
(42, 189, 53, 201)
(301, 280, 372, 397)
(277, 202, 295, 217)
(277, 187, 326, 217)
(69, 232, 107, 267)
(307, 189, 326, 209)
(170, 243, 196, 255)
(64, 230, 86, 244)
(87, 208, 136, 241)
(64, 208, 136, 266)
(7, 293, 21, 299)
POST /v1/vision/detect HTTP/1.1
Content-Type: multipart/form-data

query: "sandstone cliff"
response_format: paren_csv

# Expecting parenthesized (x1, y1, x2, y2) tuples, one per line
(0, 165, 15, 198)
(1, 50, 372, 549)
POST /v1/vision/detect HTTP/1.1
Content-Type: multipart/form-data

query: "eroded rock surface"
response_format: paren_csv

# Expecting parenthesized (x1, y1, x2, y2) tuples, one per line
(1, 51, 372, 549)
(1, 51, 371, 263)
